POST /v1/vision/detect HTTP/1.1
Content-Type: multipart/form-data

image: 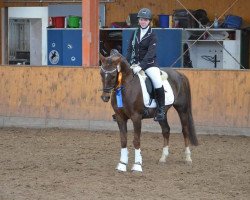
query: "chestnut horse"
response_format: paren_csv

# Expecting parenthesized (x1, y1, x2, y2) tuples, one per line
(99, 51, 198, 172)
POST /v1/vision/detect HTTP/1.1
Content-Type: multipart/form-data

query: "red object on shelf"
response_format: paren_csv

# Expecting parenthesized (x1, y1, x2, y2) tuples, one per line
(51, 16, 65, 28)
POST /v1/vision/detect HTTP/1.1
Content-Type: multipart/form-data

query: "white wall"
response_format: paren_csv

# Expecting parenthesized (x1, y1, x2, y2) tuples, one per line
(30, 19, 42, 65)
(8, 7, 48, 65)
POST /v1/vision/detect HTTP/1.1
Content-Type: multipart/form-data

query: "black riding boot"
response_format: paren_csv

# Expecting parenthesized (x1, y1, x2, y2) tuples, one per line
(154, 86, 166, 121)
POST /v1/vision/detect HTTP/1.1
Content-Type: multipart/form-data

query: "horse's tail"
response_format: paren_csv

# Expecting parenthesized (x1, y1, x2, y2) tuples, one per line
(185, 76, 198, 146)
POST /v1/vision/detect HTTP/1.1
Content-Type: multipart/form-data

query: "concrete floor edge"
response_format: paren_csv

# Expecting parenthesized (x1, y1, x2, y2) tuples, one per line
(0, 116, 249, 136)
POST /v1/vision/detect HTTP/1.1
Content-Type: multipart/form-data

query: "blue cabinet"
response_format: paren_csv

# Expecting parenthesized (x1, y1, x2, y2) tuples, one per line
(122, 29, 182, 67)
(47, 29, 63, 65)
(63, 30, 82, 66)
(47, 29, 82, 66)
(47, 28, 182, 67)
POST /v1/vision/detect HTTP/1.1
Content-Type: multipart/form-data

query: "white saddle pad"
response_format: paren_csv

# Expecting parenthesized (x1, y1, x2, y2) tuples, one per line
(137, 72, 174, 108)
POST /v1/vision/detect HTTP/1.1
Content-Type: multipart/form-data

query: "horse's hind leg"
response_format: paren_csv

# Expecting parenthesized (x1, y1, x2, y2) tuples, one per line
(174, 106, 194, 164)
(116, 118, 129, 172)
(158, 109, 170, 163)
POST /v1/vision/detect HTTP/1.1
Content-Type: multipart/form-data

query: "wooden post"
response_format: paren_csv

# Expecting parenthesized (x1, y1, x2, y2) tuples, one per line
(82, 0, 99, 67)
(0, 3, 3, 64)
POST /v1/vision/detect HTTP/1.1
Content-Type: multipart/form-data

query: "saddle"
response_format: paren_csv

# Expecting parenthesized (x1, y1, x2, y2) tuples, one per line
(136, 69, 174, 108)
(138, 70, 168, 100)
(112, 69, 171, 121)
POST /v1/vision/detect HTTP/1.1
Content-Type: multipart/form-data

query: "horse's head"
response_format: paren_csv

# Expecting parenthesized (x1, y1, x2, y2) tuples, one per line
(99, 53, 122, 102)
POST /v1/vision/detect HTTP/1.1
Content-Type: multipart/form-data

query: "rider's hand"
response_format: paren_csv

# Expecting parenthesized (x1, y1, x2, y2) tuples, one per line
(132, 65, 142, 75)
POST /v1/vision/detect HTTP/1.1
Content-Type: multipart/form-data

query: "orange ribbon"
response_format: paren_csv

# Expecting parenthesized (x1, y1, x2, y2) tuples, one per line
(116, 72, 122, 88)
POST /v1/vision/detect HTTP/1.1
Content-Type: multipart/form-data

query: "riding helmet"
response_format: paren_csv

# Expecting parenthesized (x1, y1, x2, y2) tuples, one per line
(137, 8, 152, 20)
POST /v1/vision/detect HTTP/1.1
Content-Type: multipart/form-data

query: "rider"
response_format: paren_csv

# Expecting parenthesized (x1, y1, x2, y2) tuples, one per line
(126, 8, 165, 121)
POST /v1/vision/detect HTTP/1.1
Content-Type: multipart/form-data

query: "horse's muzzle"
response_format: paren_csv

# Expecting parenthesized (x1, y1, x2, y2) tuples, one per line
(101, 92, 110, 102)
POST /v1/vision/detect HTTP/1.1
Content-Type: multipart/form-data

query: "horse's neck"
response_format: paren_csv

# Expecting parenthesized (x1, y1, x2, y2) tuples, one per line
(120, 61, 133, 85)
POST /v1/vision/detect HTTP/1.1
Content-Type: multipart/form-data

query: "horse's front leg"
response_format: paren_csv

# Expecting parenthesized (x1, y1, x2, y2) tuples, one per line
(131, 115, 143, 172)
(116, 118, 128, 172)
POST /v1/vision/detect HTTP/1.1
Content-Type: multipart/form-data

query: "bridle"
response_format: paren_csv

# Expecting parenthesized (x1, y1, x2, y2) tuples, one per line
(100, 65, 119, 93)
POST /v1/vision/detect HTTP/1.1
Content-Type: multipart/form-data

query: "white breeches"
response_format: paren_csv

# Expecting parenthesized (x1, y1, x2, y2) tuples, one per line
(145, 67, 163, 89)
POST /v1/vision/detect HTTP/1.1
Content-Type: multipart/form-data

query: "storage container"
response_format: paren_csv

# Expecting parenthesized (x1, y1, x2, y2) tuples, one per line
(223, 15, 243, 29)
(68, 16, 81, 28)
(51, 16, 65, 28)
(158, 14, 169, 28)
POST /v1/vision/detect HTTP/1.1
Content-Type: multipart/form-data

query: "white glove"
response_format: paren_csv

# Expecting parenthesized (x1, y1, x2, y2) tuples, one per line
(130, 64, 139, 69)
(132, 65, 142, 75)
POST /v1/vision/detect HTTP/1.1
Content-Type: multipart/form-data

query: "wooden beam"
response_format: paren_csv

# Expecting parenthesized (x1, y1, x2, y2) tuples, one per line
(82, 0, 99, 67)
(0, 8, 2, 64)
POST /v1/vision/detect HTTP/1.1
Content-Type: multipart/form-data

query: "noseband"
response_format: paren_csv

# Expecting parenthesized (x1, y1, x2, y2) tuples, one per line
(100, 65, 118, 93)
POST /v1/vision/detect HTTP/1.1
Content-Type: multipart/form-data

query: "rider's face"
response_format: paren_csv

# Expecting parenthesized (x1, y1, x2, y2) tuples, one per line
(139, 18, 150, 28)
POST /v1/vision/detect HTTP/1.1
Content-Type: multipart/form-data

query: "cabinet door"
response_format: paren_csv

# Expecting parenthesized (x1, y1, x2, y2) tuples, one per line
(223, 40, 240, 69)
(47, 30, 63, 65)
(122, 29, 133, 57)
(63, 30, 82, 66)
(154, 29, 182, 67)
(122, 29, 182, 67)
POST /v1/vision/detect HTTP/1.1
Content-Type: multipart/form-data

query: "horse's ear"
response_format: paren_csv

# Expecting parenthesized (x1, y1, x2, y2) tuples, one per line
(112, 56, 122, 72)
(99, 53, 106, 64)
(112, 56, 121, 64)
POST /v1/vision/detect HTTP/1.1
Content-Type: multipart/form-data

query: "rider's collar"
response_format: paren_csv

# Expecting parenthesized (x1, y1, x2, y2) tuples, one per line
(140, 25, 150, 30)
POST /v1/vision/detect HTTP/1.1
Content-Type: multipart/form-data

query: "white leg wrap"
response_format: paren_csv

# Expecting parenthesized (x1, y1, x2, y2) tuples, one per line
(116, 148, 128, 172)
(120, 148, 128, 164)
(131, 149, 142, 172)
(159, 146, 169, 163)
(116, 162, 127, 172)
(185, 147, 192, 163)
(131, 163, 142, 172)
(134, 148, 142, 164)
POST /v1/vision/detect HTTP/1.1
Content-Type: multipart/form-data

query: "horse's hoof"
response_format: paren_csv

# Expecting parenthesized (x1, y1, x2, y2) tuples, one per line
(116, 162, 127, 172)
(185, 158, 192, 164)
(159, 157, 166, 163)
(131, 163, 142, 172)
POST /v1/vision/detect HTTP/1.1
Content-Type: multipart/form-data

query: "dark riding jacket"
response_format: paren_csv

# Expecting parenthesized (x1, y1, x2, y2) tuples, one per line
(126, 27, 158, 70)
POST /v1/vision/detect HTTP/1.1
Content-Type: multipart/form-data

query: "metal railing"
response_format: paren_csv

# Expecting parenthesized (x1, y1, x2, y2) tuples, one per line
(171, 0, 245, 69)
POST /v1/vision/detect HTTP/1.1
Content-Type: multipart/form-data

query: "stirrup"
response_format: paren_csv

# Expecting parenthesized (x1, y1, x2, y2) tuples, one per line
(154, 109, 166, 121)
(154, 114, 165, 121)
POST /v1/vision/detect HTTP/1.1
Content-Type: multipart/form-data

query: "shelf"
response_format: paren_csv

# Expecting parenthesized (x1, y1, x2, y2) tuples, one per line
(184, 28, 237, 31)
(183, 40, 225, 42)
(183, 29, 241, 69)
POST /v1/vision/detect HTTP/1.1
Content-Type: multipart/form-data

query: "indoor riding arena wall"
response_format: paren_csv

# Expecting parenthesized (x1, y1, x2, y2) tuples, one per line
(105, 0, 250, 26)
(0, 66, 249, 136)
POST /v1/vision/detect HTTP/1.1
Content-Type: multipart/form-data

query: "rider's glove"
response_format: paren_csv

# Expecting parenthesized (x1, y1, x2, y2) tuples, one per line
(132, 65, 142, 75)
